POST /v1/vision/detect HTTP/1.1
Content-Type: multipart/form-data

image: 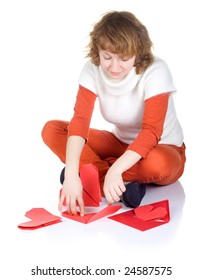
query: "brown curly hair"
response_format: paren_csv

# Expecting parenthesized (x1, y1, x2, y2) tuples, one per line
(86, 11, 154, 74)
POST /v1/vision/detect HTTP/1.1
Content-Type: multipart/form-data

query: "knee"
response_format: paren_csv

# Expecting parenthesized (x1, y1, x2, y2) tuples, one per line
(141, 147, 182, 183)
(41, 120, 52, 143)
(148, 155, 172, 177)
(41, 120, 61, 145)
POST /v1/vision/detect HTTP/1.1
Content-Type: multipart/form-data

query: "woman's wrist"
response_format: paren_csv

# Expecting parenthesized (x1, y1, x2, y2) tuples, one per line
(64, 163, 79, 177)
(111, 150, 142, 174)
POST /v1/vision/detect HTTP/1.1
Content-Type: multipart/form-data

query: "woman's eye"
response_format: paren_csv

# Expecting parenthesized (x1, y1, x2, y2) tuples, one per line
(104, 56, 111, 60)
(121, 57, 130, 61)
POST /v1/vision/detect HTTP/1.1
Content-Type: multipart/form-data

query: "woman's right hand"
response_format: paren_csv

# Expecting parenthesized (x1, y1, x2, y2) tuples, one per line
(58, 174, 85, 216)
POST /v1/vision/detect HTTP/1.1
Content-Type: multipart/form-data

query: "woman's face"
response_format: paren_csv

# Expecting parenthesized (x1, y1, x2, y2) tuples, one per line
(99, 49, 136, 80)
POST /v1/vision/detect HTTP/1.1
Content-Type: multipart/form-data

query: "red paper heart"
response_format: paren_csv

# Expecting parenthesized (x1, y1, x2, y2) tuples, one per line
(134, 205, 167, 221)
(109, 200, 170, 231)
(60, 164, 101, 207)
(18, 208, 61, 229)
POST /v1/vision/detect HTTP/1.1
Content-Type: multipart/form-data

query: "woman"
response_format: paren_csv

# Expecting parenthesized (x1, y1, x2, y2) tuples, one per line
(42, 11, 186, 216)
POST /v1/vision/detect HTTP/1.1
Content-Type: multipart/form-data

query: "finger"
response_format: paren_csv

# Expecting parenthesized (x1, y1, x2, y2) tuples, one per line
(105, 189, 117, 204)
(69, 197, 77, 215)
(110, 188, 121, 202)
(106, 184, 121, 202)
(65, 196, 71, 213)
(77, 196, 85, 216)
(58, 193, 65, 212)
(114, 186, 123, 197)
(104, 189, 112, 205)
(104, 188, 113, 204)
(119, 182, 126, 193)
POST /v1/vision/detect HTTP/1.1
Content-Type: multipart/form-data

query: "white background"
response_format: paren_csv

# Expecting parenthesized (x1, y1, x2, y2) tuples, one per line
(1, 0, 202, 279)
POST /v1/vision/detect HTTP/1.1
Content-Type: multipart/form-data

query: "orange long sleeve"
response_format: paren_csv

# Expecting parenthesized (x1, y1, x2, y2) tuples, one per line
(127, 93, 169, 157)
(68, 85, 97, 140)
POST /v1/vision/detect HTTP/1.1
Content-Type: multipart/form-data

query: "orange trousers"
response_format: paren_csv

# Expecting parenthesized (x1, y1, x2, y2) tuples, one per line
(42, 120, 186, 188)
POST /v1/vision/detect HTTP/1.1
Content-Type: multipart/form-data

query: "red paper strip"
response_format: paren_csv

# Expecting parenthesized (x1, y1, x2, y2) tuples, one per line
(62, 205, 122, 224)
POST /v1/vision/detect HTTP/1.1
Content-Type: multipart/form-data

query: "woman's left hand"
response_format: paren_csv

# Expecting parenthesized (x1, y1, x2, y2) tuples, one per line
(103, 167, 126, 204)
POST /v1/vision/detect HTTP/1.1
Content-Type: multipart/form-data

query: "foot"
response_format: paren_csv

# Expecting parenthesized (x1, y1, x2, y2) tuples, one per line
(121, 182, 146, 208)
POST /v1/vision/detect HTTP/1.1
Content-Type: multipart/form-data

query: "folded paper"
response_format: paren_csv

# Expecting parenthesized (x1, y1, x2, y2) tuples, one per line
(80, 164, 102, 206)
(108, 200, 170, 231)
(60, 163, 102, 207)
(134, 204, 167, 221)
(18, 208, 61, 230)
(62, 205, 122, 224)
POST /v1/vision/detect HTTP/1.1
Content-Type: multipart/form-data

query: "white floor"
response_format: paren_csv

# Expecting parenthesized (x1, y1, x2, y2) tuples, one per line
(3, 155, 202, 279)
(1, 1, 203, 279)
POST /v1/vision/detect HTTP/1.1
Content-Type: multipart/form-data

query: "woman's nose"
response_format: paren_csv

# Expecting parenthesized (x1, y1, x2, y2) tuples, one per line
(110, 59, 120, 71)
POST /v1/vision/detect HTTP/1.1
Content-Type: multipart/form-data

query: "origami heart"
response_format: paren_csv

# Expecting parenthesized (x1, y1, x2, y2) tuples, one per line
(18, 208, 61, 230)
(60, 163, 102, 207)
(134, 205, 167, 221)
(109, 200, 170, 231)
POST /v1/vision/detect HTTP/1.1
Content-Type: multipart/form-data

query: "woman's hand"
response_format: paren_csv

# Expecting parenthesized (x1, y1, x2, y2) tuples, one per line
(103, 150, 142, 204)
(58, 173, 85, 216)
(103, 167, 126, 204)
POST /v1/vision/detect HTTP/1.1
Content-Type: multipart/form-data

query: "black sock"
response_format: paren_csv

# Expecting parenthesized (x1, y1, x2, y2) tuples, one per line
(122, 182, 146, 208)
(60, 167, 65, 184)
